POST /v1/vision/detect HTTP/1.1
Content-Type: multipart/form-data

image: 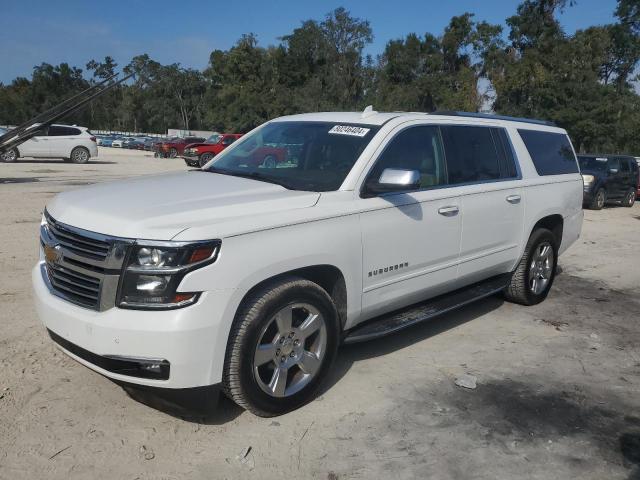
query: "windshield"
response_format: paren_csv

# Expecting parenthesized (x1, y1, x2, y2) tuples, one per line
(205, 134, 221, 144)
(205, 121, 379, 191)
(578, 156, 608, 171)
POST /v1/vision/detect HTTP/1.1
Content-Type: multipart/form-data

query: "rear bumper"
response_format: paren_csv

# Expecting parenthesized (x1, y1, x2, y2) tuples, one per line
(559, 209, 583, 256)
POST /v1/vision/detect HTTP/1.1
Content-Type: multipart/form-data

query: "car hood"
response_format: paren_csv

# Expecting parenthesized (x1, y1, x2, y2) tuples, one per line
(47, 171, 320, 240)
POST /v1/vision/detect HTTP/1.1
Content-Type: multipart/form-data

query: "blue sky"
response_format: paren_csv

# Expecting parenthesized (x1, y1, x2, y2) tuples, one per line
(0, 0, 618, 84)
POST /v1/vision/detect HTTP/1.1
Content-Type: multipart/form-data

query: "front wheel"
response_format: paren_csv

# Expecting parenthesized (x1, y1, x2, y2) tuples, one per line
(222, 276, 339, 417)
(504, 228, 557, 306)
(589, 188, 606, 210)
(622, 188, 636, 207)
(199, 153, 213, 167)
(70, 146, 89, 164)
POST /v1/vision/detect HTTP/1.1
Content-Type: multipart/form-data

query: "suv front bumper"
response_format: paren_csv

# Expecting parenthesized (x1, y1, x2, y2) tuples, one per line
(32, 262, 229, 389)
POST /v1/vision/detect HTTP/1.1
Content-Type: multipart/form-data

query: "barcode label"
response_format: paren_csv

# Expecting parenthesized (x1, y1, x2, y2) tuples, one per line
(328, 125, 370, 137)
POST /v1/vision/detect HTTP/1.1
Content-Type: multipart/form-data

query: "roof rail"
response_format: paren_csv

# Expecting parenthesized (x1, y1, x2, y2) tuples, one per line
(431, 111, 557, 127)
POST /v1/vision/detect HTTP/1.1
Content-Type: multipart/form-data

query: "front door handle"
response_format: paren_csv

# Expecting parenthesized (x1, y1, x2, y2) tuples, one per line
(438, 205, 459, 217)
(506, 195, 521, 204)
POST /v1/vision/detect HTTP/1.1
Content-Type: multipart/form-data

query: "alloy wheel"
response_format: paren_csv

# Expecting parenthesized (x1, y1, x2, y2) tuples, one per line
(253, 303, 327, 398)
(529, 241, 554, 295)
(73, 148, 88, 162)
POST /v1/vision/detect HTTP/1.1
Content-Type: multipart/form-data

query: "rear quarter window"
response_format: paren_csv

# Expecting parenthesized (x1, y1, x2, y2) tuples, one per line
(518, 129, 578, 175)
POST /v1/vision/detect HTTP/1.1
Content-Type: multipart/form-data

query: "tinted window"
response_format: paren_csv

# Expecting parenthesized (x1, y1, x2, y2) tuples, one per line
(619, 157, 630, 172)
(578, 156, 608, 171)
(609, 157, 620, 171)
(518, 130, 578, 175)
(492, 128, 518, 178)
(222, 136, 237, 145)
(441, 126, 501, 184)
(48, 126, 80, 136)
(368, 126, 446, 190)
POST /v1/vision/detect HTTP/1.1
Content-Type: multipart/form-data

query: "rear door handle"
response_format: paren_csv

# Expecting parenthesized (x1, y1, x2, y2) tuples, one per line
(438, 206, 459, 216)
(506, 195, 521, 204)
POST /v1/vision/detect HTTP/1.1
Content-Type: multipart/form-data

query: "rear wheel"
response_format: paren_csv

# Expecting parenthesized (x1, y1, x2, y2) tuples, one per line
(622, 188, 636, 207)
(199, 153, 213, 167)
(169, 148, 178, 158)
(589, 188, 606, 210)
(504, 228, 557, 306)
(223, 276, 339, 417)
(70, 146, 89, 164)
(2, 148, 18, 162)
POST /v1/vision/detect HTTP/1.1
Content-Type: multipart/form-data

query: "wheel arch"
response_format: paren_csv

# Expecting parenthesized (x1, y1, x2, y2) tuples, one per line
(530, 214, 564, 249)
(236, 264, 348, 330)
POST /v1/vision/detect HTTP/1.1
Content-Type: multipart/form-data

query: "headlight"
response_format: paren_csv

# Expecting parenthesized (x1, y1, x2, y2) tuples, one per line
(193, 148, 199, 153)
(118, 240, 220, 309)
(582, 174, 595, 186)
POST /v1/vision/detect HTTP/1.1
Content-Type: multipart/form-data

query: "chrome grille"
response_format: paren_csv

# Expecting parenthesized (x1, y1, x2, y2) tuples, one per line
(47, 216, 110, 260)
(40, 211, 134, 311)
(46, 262, 101, 309)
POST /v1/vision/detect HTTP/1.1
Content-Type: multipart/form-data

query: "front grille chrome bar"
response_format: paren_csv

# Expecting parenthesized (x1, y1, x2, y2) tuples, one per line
(40, 211, 135, 311)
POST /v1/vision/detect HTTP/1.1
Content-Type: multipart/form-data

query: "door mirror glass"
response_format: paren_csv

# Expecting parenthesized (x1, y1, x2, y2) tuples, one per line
(367, 168, 421, 194)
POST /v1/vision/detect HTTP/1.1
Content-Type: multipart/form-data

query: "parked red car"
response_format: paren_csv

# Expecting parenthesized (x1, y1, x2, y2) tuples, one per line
(159, 135, 206, 158)
(182, 133, 243, 167)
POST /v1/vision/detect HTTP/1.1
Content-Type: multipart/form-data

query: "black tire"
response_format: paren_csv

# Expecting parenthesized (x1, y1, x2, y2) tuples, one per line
(222, 276, 340, 417)
(2, 147, 18, 162)
(169, 148, 178, 158)
(622, 188, 636, 207)
(504, 228, 558, 306)
(70, 146, 90, 164)
(589, 188, 606, 210)
(199, 153, 213, 167)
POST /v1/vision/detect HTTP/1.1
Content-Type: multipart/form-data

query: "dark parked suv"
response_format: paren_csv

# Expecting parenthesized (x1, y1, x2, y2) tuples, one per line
(578, 154, 638, 209)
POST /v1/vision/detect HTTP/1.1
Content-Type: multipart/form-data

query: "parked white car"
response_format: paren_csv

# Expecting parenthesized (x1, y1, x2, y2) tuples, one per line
(111, 138, 124, 148)
(2, 124, 97, 163)
(33, 110, 583, 416)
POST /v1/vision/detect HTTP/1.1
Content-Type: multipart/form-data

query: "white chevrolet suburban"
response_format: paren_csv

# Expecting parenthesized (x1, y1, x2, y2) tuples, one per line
(33, 110, 583, 416)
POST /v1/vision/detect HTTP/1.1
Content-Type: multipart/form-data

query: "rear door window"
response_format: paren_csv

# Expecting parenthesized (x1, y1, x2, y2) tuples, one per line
(491, 128, 518, 178)
(517, 130, 578, 175)
(440, 125, 501, 184)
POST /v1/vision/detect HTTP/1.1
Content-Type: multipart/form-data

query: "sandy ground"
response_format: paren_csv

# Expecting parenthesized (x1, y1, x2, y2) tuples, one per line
(1, 148, 639, 480)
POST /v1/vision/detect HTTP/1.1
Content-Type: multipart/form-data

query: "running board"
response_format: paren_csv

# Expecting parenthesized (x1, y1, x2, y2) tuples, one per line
(343, 273, 511, 344)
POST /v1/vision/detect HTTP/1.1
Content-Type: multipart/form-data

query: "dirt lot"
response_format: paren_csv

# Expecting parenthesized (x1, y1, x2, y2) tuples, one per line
(1, 148, 639, 480)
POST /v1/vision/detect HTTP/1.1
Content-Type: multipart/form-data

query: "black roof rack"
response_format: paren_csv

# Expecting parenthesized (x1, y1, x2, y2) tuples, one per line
(431, 111, 557, 127)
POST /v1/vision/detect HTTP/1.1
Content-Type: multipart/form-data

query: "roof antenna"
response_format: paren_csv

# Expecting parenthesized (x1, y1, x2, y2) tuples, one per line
(361, 105, 377, 118)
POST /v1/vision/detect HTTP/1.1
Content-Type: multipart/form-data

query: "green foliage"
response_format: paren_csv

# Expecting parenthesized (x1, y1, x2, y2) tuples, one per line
(0, 3, 638, 153)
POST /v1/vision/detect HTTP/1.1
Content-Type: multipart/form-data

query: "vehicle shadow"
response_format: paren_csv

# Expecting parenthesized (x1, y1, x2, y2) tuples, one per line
(118, 381, 244, 425)
(319, 294, 505, 396)
(10, 159, 116, 165)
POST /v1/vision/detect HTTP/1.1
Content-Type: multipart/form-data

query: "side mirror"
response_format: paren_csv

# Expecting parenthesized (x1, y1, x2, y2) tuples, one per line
(366, 168, 421, 195)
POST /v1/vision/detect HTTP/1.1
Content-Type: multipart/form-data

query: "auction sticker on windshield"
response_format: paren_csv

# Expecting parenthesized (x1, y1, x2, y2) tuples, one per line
(328, 125, 370, 137)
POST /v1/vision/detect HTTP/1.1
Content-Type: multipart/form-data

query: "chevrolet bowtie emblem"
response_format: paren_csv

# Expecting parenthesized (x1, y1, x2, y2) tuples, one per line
(44, 244, 62, 264)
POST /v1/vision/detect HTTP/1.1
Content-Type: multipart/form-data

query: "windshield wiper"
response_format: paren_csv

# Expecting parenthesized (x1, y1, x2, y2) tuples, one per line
(206, 167, 293, 189)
